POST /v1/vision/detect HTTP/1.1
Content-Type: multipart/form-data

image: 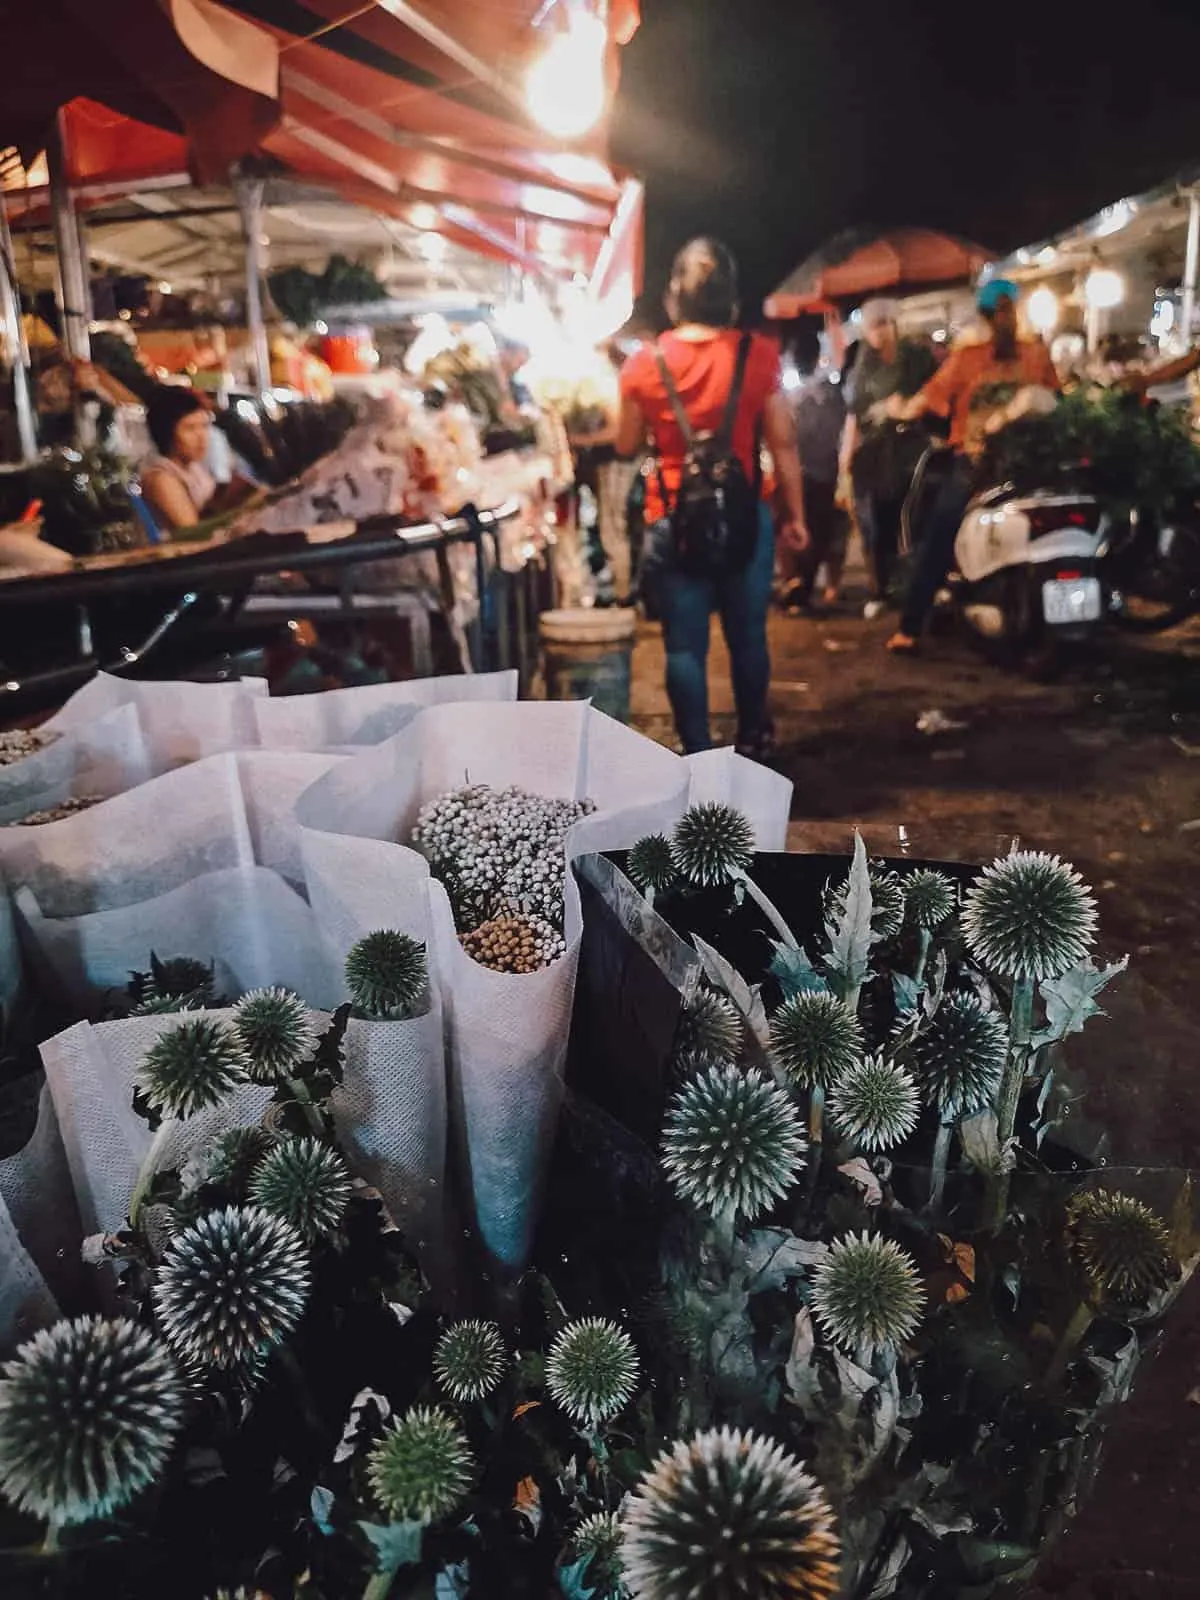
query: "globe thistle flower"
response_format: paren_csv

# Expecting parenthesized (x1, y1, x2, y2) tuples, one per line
(345, 930, 428, 1019)
(669, 803, 754, 889)
(1067, 1190, 1176, 1305)
(367, 1406, 473, 1524)
(138, 956, 216, 1009)
(626, 833, 678, 896)
(130, 991, 204, 1017)
(546, 1318, 639, 1428)
(810, 1232, 925, 1357)
(769, 992, 863, 1090)
(153, 1205, 310, 1372)
(247, 1138, 351, 1243)
(912, 992, 1007, 1121)
(187, 1126, 276, 1194)
(232, 989, 319, 1084)
(433, 1320, 508, 1403)
(135, 1016, 250, 1121)
(621, 1426, 840, 1600)
(661, 1065, 806, 1224)
(962, 850, 1098, 982)
(571, 1512, 625, 1597)
(827, 1055, 920, 1152)
(674, 988, 741, 1070)
(0, 1317, 184, 1526)
(903, 868, 957, 932)
(824, 866, 906, 943)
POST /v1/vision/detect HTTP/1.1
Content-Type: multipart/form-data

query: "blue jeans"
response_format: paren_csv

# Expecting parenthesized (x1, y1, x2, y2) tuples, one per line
(899, 459, 973, 637)
(658, 502, 775, 754)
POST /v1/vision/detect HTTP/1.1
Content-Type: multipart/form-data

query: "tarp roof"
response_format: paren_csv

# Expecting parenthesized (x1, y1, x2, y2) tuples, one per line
(765, 227, 993, 318)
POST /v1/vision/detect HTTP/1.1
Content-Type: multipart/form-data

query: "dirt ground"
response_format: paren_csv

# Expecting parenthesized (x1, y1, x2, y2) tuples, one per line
(630, 566, 1200, 1598)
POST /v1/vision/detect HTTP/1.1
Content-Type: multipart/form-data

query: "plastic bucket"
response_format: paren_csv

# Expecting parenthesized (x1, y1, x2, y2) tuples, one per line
(540, 607, 637, 722)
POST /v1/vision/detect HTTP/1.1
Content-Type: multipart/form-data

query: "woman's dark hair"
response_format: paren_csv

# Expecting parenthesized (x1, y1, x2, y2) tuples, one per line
(666, 237, 740, 328)
(146, 385, 207, 457)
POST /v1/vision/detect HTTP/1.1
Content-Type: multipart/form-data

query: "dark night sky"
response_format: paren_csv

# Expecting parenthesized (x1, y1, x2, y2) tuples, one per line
(611, 0, 1200, 317)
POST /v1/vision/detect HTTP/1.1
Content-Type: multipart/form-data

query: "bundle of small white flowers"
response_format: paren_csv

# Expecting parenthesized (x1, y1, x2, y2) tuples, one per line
(412, 782, 595, 972)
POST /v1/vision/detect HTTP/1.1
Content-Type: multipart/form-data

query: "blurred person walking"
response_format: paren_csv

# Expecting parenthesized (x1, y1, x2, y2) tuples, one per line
(779, 323, 848, 611)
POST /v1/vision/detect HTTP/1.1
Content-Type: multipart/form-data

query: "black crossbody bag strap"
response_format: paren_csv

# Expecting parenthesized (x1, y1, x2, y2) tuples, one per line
(653, 343, 699, 453)
(652, 333, 754, 511)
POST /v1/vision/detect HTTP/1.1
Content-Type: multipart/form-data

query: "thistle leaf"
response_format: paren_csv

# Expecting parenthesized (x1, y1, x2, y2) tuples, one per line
(769, 941, 827, 999)
(358, 1519, 424, 1574)
(692, 934, 769, 1047)
(826, 833, 873, 1000)
(1031, 956, 1129, 1048)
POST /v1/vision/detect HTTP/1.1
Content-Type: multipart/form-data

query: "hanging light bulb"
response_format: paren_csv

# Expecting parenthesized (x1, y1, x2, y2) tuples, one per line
(1026, 286, 1059, 335)
(526, 10, 608, 139)
(1084, 268, 1125, 310)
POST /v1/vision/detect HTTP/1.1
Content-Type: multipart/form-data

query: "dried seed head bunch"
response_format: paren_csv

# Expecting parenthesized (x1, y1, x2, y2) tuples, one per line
(135, 1016, 250, 1121)
(912, 992, 1007, 1121)
(6, 795, 101, 828)
(626, 833, 679, 896)
(247, 1138, 352, 1243)
(546, 1318, 639, 1428)
(413, 783, 595, 930)
(368, 1405, 473, 1524)
(769, 992, 863, 1091)
(345, 930, 428, 1019)
(824, 865, 906, 943)
(232, 989, 319, 1084)
(669, 803, 754, 889)
(0, 1317, 184, 1526)
(459, 911, 567, 973)
(570, 1512, 625, 1598)
(136, 956, 217, 1011)
(827, 1054, 920, 1153)
(902, 868, 958, 932)
(662, 1064, 806, 1224)
(674, 988, 742, 1071)
(433, 1320, 508, 1403)
(621, 1426, 840, 1600)
(153, 1205, 310, 1372)
(810, 1233, 925, 1357)
(962, 850, 1098, 982)
(0, 728, 55, 766)
(1067, 1190, 1176, 1305)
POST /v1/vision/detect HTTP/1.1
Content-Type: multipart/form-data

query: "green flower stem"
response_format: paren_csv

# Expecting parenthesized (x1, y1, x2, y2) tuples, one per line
(913, 928, 933, 986)
(129, 1117, 179, 1230)
(928, 1121, 954, 1214)
(285, 1075, 327, 1139)
(733, 869, 800, 950)
(986, 975, 1036, 1232)
(804, 1085, 825, 1208)
(644, 886, 656, 912)
(1046, 1299, 1096, 1387)
(40, 1525, 59, 1556)
(711, 1206, 738, 1265)
(362, 1570, 398, 1600)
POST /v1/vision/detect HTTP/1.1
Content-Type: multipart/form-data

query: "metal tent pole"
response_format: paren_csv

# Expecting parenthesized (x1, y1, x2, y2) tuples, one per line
(1181, 187, 1200, 350)
(235, 174, 271, 394)
(0, 194, 37, 461)
(47, 110, 91, 363)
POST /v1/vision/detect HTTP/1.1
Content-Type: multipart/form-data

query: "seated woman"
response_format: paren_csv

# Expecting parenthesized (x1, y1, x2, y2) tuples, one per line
(140, 387, 255, 533)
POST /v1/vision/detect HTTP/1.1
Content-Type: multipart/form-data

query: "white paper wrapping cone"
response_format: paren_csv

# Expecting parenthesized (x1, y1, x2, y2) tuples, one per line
(0, 1089, 82, 1349)
(251, 670, 518, 750)
(48, 672, 268, 773)
(684, 748, 794, 851)
(0, 704, 152, 826)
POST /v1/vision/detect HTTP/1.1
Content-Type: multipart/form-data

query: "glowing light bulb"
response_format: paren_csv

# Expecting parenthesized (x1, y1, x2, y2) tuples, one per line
(526, 12, 608, 139)
(1084, 268, 1124, 310)
(1027, 286, 1059, 334)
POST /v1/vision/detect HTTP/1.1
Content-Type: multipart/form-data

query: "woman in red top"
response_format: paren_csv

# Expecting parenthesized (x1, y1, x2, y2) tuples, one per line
(617, 239, 809, 756)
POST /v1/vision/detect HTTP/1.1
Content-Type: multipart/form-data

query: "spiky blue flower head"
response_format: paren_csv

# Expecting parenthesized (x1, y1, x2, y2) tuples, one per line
(546, 1318, 639, 1428)
(769, 991, 863, 1090)
(912, 992, 1007, 1121)
(345, 930, 428, 1019)
(232, 988, 319, 1084)
(137, 957, 216, 1009)
(662, 1064, 806, 1224)
(620, 1426, 840, 1600)
(135, 1016, 250, 1120)
(433, 1320, 508, 1402)
(903, 868, 958, 931)
(626, 833, 679, 895)
(368, 1406, 473, 1524)
(670, 804, 754, 888)
(153, 1205, 310, 1372)
(811, 1232, 925, 1356)
(571, 1512, 625, 1598)
(247, 1137, 352, 1243)
(962, 850, 1098, 982)
(827, 1054, 920, 1152)
(674, 988, 742, 1070)
(1067, 1189, 1176, 1305)
(0, 1317, 184, 1526)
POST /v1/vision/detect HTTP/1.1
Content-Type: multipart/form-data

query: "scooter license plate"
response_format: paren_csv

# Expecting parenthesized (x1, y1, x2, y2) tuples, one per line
(1042, 576, 1102, 625)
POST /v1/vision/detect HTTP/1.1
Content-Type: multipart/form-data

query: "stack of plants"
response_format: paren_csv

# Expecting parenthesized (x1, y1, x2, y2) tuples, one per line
(0, 809, 1193, 1598)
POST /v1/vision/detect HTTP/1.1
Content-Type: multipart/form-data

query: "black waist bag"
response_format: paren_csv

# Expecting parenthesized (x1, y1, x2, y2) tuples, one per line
(655, 333, 760, 580)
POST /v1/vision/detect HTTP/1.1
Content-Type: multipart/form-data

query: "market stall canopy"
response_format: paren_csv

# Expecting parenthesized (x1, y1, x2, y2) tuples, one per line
(764, 228, 994, 318)
(0, 0, 280, 183)
(1, 0, 643, 306)
(992, 169, 1200, 282)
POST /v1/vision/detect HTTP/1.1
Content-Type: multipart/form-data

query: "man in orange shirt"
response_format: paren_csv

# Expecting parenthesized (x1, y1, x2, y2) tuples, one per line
(883, 280, 1059, 651)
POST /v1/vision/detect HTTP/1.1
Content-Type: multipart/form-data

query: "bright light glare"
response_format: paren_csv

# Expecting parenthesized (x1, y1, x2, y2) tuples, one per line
(526, 12, 608, 139)
(1084, 268, 1125, 310)
(1094, 199, 1135, 239)
(417, 231, 449, 264)
(781, 360, 802, 393)
(1027, 286, 1060, 334)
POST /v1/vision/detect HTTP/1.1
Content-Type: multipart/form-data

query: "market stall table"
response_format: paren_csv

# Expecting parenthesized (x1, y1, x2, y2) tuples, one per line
(0, 501, 522, 710)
